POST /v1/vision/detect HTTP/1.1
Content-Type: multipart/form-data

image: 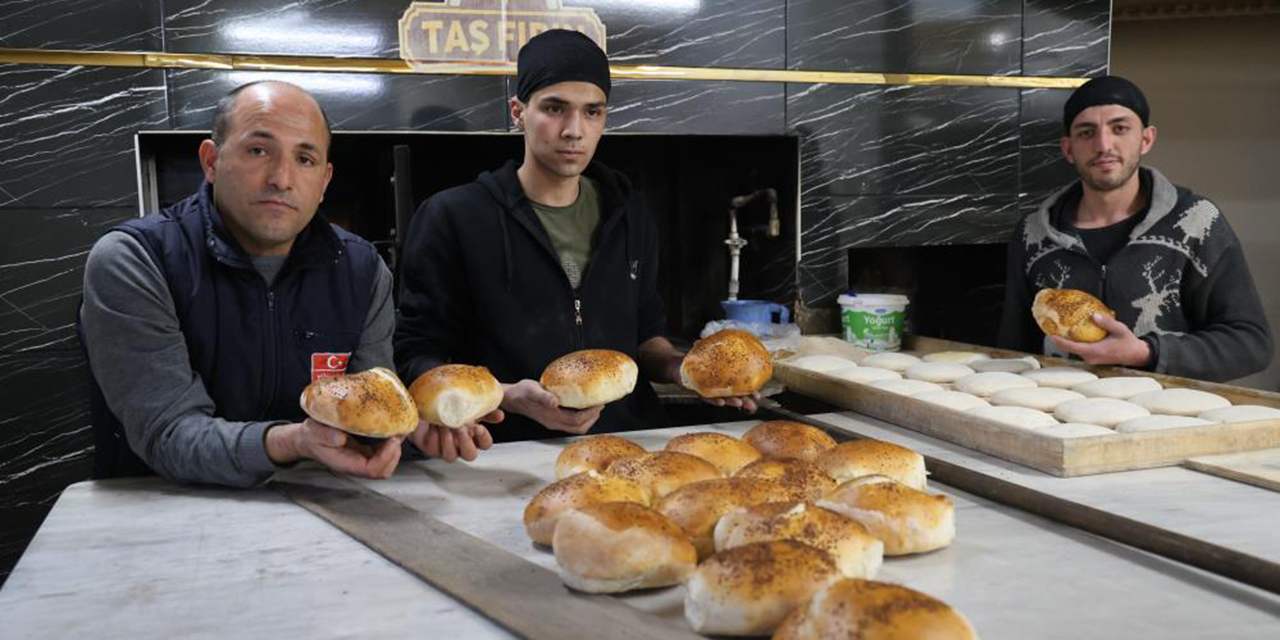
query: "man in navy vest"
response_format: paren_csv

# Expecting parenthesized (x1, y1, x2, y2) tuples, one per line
(80, 81, 495, 487)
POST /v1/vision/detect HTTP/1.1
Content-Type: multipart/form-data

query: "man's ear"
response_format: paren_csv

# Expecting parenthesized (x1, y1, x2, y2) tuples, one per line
(198, 139, 219, 184)
(1059, 135, 1074, 164)
(1140, 125, 1157, 156)
(319, 162, 334, 203)
(510, 97, 526, 130)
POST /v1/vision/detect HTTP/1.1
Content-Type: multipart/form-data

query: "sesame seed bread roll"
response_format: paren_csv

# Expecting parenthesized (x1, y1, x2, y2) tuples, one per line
(523, 470, 649, 546)
(299, 367, 418, 437)
(684, 540, 842, 636)
(657, 477, 794, 559)
(774, 578, 980, 640)
(604, 451, 722, 501)
(743, 420, 837, 462)
(408, 364, 502, 429)
(818, 476, 955, 556)
(816, 440, 927, 490)
(735, 458, 837, 502)
(680, 329, 774, 397)
(665, 432, 762, 476)
(1033, 288, 1114, 343)
(714, 501, 884, 579)
(540, 349, 638, 409)
(554, 435, 646, 480)
(551, 501, 696, 593)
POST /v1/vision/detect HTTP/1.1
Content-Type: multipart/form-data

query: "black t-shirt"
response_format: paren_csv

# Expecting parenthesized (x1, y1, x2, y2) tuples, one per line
(1073, 211, 1145, 265)
(1058, 171, 1153, 265)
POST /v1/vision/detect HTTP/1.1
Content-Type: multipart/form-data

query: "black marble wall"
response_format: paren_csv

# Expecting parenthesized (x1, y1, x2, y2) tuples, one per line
(0, 0, 1110, 584)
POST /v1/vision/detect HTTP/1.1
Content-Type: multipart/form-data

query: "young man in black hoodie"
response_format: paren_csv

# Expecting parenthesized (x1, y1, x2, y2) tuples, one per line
(395, 30, 757, 442)
(998, 76, 1272, 382)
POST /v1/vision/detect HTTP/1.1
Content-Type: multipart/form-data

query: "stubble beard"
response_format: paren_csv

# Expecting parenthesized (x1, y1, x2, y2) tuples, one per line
(1080, 154, 1140, 192)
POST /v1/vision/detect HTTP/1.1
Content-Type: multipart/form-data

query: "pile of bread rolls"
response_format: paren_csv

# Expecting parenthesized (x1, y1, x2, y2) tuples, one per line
(523, 422, 973, 638)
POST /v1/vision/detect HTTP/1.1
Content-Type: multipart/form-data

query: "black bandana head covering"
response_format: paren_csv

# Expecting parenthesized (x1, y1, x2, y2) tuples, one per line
(1063, 75, 1150, 134)
(516, 29, 611, 104)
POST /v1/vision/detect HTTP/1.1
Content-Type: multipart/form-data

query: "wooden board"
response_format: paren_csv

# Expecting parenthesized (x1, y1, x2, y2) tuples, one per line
(773, 335, 1280, 477)
(1186, 448, 1280, 493)
(273, 475, 705, 640)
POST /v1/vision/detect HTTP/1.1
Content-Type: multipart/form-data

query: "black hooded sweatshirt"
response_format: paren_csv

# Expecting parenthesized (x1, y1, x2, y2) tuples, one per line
(395, 160, 668, 441)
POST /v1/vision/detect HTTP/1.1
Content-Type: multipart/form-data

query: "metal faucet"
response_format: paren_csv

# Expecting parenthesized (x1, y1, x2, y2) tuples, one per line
(726, 188, 779, 301)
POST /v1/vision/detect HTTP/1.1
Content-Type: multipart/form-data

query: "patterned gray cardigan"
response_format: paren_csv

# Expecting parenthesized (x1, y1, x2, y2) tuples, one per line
(998, 166, 1272, 382)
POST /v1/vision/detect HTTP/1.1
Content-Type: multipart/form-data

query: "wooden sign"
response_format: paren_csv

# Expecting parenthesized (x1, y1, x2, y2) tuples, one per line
(400, 0, 607, 67)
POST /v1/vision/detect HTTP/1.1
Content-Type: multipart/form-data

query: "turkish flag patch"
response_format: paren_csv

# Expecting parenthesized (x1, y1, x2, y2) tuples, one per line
(311, 352, 352, 382)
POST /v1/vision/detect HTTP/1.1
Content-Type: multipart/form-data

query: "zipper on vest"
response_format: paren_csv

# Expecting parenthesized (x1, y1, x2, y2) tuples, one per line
(1100, 265, 1108, 300)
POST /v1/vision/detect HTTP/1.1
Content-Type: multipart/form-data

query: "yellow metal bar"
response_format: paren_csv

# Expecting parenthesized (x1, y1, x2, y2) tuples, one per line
(0, 47, 1088, 89)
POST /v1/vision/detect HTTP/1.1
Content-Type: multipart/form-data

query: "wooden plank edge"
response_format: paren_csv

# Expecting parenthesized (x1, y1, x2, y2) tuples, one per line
(775, 358, 1280, 477)
(272, 476, 704, 640)
(1184, 458, 1280, 493)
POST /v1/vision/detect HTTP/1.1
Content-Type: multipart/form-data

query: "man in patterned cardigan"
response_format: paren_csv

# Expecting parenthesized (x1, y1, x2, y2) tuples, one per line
(998, 76, 1272, 382)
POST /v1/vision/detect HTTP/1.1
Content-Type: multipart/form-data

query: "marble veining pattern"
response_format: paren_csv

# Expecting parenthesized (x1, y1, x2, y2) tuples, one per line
(798, 194, 1019, 304)
(588, 0, 785, 68)
(606, 79, 785, 134)
(163, 0, 406, 57)
(161, 0, 787, 69)
(791, 83, 1020, 197)
(0, 352, 93, 586)
(0, 65, 168, 208)
(787, 0, 1022, 75)
(0, 0, 162, 51)
(1019, 88, 1080, 203)
(166, 69, 509, 132)
(0, 208, 137, 354)
(1023, 0, 1111, 77)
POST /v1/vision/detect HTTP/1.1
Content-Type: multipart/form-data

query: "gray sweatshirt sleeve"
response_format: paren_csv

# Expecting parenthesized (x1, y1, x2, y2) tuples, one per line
(81, 231, 285, 488)
(346, 257, 396, 373)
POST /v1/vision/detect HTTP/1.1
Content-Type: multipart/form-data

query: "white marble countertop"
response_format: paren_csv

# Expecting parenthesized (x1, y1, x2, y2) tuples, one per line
(2, 415, 1278, 640)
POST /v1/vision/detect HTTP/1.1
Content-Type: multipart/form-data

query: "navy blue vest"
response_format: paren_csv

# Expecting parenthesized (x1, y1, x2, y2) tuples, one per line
(85, 183, 381, 478)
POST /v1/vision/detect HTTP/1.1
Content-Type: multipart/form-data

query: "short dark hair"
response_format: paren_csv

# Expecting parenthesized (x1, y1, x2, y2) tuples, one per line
(210, 80, 333, 149)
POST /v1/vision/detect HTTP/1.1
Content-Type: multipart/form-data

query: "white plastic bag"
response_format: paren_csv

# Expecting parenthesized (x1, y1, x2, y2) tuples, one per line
(700, 319, 802, 354)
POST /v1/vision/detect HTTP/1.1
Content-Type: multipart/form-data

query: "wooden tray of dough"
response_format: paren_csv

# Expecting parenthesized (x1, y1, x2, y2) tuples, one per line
(773, 335, 1280, 477)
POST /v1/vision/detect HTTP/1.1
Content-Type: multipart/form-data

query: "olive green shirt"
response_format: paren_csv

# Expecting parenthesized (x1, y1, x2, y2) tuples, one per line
(530, 176, 600, 289)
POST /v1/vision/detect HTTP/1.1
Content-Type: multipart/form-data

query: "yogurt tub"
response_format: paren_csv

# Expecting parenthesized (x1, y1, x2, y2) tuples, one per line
(837, 293, 910, 352)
